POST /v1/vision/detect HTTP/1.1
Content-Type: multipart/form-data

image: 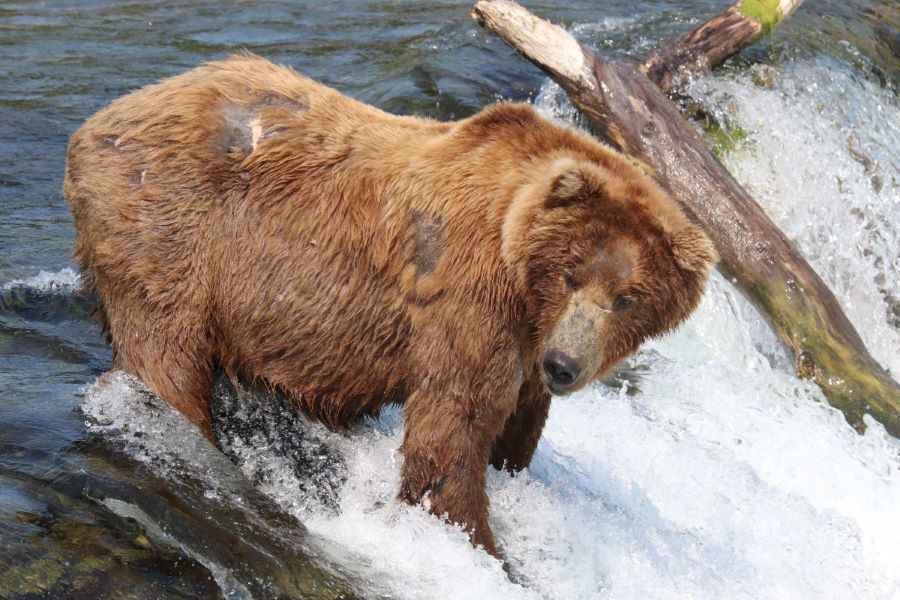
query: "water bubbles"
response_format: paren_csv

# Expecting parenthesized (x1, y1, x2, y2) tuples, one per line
(2, 267, 81, 293)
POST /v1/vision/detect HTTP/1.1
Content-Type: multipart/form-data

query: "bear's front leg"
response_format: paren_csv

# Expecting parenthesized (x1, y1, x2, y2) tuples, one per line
(399, 366, 519, 557)
(490, 374, 551, 473)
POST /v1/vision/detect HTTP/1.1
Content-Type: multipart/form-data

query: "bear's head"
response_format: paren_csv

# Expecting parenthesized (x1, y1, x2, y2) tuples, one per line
(502, 156, 717, 395)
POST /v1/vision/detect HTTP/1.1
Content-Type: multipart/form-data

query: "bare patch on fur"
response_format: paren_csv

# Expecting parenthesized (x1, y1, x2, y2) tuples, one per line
(99, 135, 124, 152)
(129, 168, 148, 187)
(409, 210, 446, 275)
(257, 92, 309, 113)
(220, 104, 255, 154)
(591, 243, 636, 281)
(220, 92, 309, 155)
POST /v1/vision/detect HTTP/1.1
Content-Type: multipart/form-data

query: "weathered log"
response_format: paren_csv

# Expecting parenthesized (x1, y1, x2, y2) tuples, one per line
(642, 0, 806, 93)
(472, 0, 900, 437)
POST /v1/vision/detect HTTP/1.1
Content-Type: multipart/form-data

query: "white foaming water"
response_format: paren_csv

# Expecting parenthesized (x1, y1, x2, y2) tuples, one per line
(82, 372, 225, 475)
(2, 267, 81, 293)
(80, 54, 900, 599)
(685, 58, 900, 376)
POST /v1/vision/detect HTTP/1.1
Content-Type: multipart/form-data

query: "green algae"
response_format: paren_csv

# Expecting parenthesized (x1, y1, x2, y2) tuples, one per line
(740, 0, 783, 34)
(702, 121, 751, 158)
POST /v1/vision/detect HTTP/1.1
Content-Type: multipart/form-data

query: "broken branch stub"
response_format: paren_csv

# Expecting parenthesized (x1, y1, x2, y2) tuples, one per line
(472, 0, 900, 437)
(642, 0, 807, 93)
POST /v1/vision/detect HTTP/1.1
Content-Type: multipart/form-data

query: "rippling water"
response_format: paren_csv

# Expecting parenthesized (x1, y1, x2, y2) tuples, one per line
(1, 1, 898, 598)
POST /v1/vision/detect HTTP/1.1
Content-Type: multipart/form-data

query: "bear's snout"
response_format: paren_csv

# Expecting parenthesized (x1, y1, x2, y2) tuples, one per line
(543, 349, 582, 392)
(541, 293, 610, 395)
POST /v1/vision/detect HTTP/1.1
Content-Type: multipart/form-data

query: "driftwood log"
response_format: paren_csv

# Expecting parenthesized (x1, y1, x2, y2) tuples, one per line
(473, 0, 900, 437)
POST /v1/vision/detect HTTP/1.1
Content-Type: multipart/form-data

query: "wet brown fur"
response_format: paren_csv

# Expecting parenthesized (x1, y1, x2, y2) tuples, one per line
(63, 53, 716, 556)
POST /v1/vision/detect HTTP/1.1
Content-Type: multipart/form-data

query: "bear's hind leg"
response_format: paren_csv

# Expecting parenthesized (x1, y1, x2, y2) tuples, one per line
(142, 362, 215, 443)
(108, 307, 216, 442)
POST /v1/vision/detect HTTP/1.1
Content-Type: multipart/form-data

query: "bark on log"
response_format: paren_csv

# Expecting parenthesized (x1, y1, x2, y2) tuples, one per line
(642, 0, 807, 93)
(473, 0, 900, 437)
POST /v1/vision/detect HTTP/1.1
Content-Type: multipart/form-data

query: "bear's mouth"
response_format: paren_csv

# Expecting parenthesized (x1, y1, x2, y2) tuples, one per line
(544, 377, 579, 396)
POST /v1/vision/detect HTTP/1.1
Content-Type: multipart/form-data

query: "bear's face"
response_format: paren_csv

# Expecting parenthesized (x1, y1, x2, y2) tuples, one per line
(502, 157, 717, 395)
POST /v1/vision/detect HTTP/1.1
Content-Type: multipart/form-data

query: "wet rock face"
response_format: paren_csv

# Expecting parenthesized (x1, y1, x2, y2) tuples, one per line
(210, 371, 347, 513)
(76, 371, 366, 599)
(0, 472, 221, 599)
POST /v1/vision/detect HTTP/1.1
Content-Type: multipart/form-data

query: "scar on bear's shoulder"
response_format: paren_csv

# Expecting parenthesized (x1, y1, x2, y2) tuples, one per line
(409, 210, 446, 275)
(219, 91, 309, 155)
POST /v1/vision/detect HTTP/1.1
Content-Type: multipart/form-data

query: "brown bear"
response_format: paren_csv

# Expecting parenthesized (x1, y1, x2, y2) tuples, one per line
(64, 53, 716, 556)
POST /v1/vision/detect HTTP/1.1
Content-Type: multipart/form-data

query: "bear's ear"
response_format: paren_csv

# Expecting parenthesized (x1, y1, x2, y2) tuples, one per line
(545, 159, 599, 210)
(671, 226, 718, 273)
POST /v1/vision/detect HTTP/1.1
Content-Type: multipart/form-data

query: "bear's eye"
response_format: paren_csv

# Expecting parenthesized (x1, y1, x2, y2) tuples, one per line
(564, 273, 580, 290)
(612, 295, 633, 310)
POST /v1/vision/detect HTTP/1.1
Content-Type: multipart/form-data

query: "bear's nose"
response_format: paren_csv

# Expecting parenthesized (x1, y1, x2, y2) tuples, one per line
(543, 350, 582, 387)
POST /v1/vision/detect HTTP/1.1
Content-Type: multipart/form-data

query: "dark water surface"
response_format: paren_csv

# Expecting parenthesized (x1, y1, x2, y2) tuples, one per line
(1, 1, 897, 598)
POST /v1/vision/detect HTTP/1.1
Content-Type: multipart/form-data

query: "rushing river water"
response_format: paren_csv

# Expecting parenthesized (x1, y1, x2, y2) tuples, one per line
(1, 1, 898, 598)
